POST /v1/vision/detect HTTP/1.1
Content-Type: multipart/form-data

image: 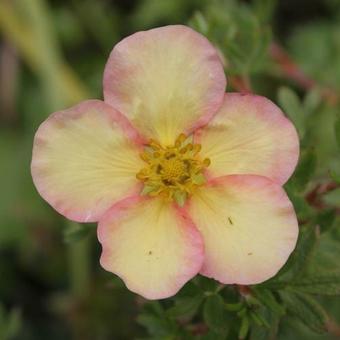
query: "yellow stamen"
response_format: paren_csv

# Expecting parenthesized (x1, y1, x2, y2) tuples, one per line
(136, 134, 210, 206)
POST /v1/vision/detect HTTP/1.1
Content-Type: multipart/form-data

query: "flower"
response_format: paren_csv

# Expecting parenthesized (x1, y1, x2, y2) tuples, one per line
(31, 25, 299, 300)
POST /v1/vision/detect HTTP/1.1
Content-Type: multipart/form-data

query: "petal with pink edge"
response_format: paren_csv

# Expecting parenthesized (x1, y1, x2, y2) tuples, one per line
(188, 175, 298, 284)
(196, 93, 299, 184)
(98, 196, 204, 299)
(31, 100, 144, 222)
(103, 25, 226, 146)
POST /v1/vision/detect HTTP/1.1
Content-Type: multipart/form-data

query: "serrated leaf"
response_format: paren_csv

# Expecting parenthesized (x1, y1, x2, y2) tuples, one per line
(303, 88, 321, 113)
(335, 114, 340, 149)
(137, 314, 174, 337)
(0, 305, 22, 340)
(238, 314, 250, 339)
(196, 276, 219, 293)
(249, 310, 270, 328)
(315, 208, 336, 233)
(203, 295, 227, 332)
(292, 225, 320, 277)
(323, 188, 340, 206)
(290, 149, 317, 192)
(329, 165, 340, 184)
(263, 225, 319, 286)
(166, 294, 204, 318)
(250, 308, 279, 340)
(253, 0, 277, 23)
(289, 272, 340, 295)
(285, 187, 312, 221)
(280, 292, 328, 333)
(252, 288, 285, 315)
(190, 1, 270, 75)
(190, 11, 209, 34)
(225, 302, 244, 312)
(4, 308, 21, 340)
(278, 87, 305, 138)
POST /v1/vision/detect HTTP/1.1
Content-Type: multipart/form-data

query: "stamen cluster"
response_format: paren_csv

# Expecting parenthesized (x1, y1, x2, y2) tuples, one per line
(136, 134, 210, 206)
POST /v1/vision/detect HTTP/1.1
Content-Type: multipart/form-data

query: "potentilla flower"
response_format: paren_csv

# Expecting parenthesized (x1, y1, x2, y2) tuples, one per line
(31, 25, 299, 299)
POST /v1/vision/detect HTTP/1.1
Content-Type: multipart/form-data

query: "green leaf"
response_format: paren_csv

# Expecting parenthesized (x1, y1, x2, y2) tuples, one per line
(280, 292, 328, 333)
(263, 225, 319, 286)
(196, 276, 219, 293)
(167, 294, 204, 318)
(190, 0, 271, 75)
(252, 288, 285, 315)
(335, 114, 340, 149)
(303, 88, 322, 113)
(253, 0, 278, 23)
(315, 208, 336, 233)
(289, 149, 317, 192)
(203, 295, 227, 333)
(63, 223, 94, 243)
(291, 225, 320, 277)
(285, 188, 312, 222)
(238, 314, 250, 339)
(329, 165, 340, 184)
(137, 313, 175, 337)
(225, 302, 244, 312)
(278, 87, 305, 138)
(5, 308, 21, 340)
(190, 11, 209, 34)
(289, 271, 340, 295)
(0, 305, 22, 340)
(323, 188, 340, 206)
(249, 310, 270, 328)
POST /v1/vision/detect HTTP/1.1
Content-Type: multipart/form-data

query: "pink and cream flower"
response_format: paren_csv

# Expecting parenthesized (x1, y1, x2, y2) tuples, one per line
(31, 25, 299, 299)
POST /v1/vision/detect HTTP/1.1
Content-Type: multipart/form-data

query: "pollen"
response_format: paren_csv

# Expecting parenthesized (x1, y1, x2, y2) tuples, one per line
(136, 133, 210, 206)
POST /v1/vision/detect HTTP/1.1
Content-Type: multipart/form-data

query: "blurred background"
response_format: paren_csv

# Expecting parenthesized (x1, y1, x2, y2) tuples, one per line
(0, 0, 339, 339)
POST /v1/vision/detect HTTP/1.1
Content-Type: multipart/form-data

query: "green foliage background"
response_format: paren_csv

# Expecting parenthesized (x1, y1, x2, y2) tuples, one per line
(0, 0, 340, 339)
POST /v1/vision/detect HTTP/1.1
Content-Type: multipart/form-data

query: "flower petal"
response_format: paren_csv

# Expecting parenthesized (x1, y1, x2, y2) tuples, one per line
(188, 175, 298, 284)
(98, 196, 204, 299)
(103, 25, 226, 145)
(196, 93, 299, 184)
(31, 100, 145, 222)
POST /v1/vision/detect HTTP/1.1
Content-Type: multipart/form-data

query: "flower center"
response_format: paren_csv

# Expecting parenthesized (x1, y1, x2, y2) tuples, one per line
(136, 134, 210, 206)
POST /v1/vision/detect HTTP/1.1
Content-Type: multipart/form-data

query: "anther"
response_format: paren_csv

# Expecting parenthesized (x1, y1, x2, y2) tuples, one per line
(140, 152, 151, 162)
(176, 133, 187, 144)
(149, 139, 161, 150)
(203, 158, 211, 167)
(137, 134, 210, 206)
(193, 144, 202, 154)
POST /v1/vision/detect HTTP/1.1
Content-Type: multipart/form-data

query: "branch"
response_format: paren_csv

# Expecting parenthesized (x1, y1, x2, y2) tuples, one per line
(270, 42, 338, 105)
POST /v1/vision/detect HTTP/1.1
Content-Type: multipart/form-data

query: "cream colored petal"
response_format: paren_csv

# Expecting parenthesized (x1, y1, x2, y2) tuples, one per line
(188, 175, 298, 284)
(98, 196, 204, 299)
(103, 25, 226, 145)
(31, 100, 144, 222)
(197, 93, 299, 184)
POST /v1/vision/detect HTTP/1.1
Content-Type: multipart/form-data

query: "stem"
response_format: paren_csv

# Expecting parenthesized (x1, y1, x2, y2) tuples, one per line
(229, 74, 253, 93)
(67, 222, 91, 300)
(270, 42, 338, 105)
